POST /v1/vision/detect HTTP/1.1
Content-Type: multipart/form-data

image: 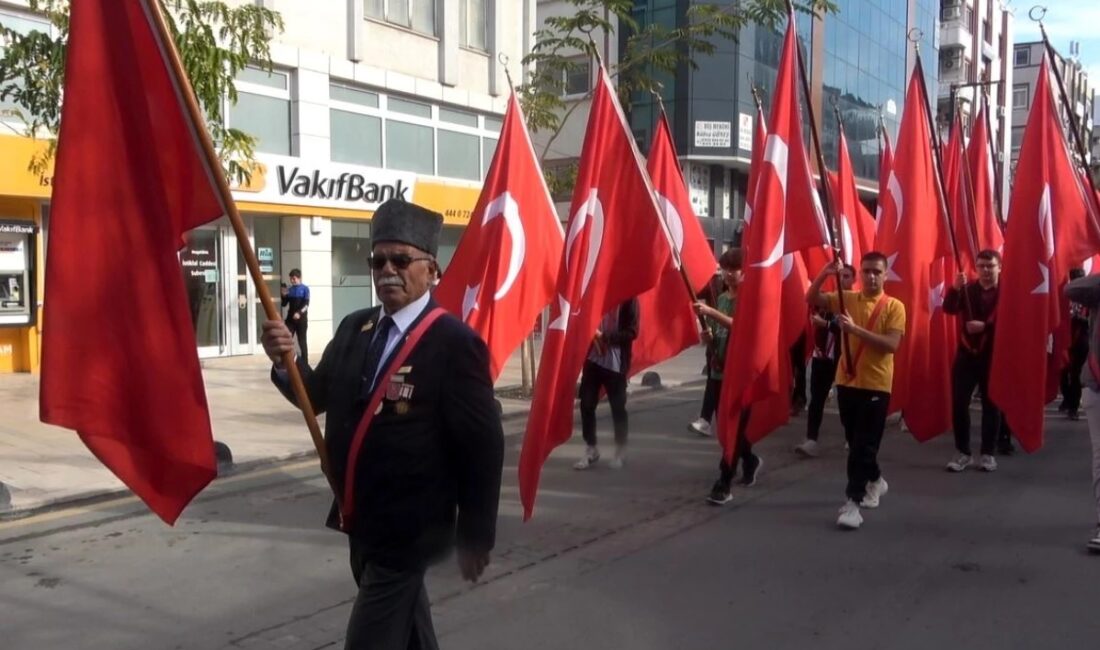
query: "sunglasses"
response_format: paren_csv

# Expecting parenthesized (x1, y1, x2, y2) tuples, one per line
(367, 253, 434, 271)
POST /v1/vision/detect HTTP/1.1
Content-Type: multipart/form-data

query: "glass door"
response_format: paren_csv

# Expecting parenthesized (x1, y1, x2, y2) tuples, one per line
(180, 227, 225, 358)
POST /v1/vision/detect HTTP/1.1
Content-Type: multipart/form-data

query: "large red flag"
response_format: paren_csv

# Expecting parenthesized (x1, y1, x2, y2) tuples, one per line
(989, 55, 1100, 452)
(874, 67, 941, 419)
(875, 126, 894, 235)
(718, 16, 805, 454)
(519, 70, 669, 518)
(830, 128, 876, 269)
(631, 111, 718, 375)
(945, 113, 979, 274)
(40, 0, 223, 524)
(968, 100, 1005, 254)
(434, 93, 563, 381)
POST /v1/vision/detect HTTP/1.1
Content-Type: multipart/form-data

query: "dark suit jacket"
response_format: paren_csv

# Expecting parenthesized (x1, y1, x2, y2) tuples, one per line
(273, 298, 504, 570)
(594, 298, 640, 375)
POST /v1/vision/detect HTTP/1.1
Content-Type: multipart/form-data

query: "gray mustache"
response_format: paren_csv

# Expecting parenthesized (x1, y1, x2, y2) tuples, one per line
(377, 277, 405, 287)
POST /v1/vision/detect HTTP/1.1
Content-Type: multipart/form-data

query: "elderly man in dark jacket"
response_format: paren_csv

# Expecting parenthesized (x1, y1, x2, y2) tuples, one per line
(262, 199, 504, 649)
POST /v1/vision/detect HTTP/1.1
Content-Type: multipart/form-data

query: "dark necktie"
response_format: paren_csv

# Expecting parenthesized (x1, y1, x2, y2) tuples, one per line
(360, 316, 394, 401)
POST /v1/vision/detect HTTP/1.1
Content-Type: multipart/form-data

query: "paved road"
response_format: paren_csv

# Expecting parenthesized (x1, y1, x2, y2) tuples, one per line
(2, 387, 1098, 649)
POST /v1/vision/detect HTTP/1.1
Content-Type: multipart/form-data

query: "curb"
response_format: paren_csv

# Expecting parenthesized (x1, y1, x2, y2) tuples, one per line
(1, 378, 707, 521)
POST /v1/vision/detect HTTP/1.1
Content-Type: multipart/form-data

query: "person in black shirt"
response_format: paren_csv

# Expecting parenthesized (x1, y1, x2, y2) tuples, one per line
(282, 268, 311, 363)
(943, 249, 1005, 473)
(795, 264, 856, 457)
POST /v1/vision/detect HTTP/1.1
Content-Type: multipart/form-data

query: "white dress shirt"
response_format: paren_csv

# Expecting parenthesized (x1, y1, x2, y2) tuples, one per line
(367, 290, 432, 389)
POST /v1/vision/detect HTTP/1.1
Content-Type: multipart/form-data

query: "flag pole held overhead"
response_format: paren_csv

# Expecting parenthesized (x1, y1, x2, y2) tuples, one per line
(140, 0, 338, 499)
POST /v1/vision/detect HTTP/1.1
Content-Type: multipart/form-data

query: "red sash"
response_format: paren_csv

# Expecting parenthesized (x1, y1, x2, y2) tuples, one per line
(339, 307, 447, 532)
(843, 294, 890, 380)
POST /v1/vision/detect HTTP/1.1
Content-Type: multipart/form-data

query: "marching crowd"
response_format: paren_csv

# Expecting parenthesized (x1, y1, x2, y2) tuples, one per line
(574, 246, 1100, 547)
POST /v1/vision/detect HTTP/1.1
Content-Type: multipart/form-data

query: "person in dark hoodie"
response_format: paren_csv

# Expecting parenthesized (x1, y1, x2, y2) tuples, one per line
(574, 298, 640, 470)
(1064, 271, 1100, 555)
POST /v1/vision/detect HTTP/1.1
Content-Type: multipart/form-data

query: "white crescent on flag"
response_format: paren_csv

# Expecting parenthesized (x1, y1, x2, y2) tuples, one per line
(752, 134, 789, 269)
(550, 189, 605, 330)
(1032, 184, 1054, 295)
(460, 192, 527, 321)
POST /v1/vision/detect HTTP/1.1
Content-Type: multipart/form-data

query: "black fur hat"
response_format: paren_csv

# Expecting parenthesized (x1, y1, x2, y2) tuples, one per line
(371, 199, 443, 256)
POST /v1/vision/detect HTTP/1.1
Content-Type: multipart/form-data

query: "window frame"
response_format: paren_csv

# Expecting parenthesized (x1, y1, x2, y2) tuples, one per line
(561, 55, 593, 99)
(326, 79, 504, 179)
(365, 0, 437, 38)
(227, 65, 294, 156)
(1012, 84, 1029, 110)
(459, 0, 489, 51)
(1014, 47, 1030, 67)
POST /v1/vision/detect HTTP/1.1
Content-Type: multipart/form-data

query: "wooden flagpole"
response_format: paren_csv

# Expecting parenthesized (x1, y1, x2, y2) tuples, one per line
(140, 0, 338, 501)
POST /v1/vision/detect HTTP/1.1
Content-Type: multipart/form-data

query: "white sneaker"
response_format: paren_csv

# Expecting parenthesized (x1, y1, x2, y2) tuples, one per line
(946, 453, 972, 473)
(1088, 526, 1100, 554)
(688, 418, 712, 436)
(573, 446, 600, 470)
(979, 454, 997, 472)
(837, 500, 863, 530)
(609, 446, 626, 469)
(860, 477, 889, 509)
(794, 439, 819, 458)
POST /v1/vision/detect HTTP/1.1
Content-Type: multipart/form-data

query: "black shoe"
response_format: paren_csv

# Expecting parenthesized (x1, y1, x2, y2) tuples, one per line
(1069, 409, 1081, 421)
(707, 479, 733, 505)
(739, 455, 763, 487)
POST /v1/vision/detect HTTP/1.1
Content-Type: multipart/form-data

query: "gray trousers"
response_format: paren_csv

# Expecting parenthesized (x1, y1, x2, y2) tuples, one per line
(345, 542, 439, 650)
(1082, 389, 1100, 525)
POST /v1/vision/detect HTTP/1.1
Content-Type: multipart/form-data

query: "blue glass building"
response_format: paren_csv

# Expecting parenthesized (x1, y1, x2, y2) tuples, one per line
(625, 0, 939, 248)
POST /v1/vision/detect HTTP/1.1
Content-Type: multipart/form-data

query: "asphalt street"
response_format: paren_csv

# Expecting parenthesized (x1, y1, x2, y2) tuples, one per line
(2, 386, 1098, 650)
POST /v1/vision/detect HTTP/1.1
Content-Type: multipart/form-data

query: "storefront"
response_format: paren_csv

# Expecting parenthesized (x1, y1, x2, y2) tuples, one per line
(0, 136, 481, 373)
(0, 135, 48, 373)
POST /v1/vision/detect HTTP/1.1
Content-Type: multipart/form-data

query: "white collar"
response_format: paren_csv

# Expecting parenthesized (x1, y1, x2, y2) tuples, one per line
(382, 291, 431, 335)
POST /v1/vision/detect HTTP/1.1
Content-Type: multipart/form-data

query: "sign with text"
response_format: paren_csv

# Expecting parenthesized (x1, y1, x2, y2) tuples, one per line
(738, 113, 753, 151)
(232, 153, 419, 212)
(694, 121, 731, 149)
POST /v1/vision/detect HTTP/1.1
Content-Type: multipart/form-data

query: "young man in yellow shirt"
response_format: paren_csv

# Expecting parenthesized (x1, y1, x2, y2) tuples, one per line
(806, 252, 906, 530)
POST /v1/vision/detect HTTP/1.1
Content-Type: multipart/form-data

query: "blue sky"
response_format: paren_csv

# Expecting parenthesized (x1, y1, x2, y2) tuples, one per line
(1011, 0, 1100, 90)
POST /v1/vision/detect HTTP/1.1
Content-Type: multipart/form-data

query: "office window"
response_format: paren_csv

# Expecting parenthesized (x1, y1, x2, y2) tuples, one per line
(1013, 84, 1029, 110)
(365, 0, 435, 36)
(389, 96, 432, 118)
(386, 119, 434, 173)
(438, 130, 480, 180)
(331, 110, 382, 166)
(330, 83, 379, 108)
(563, 56, 592, 97)
(460, 0, 488, 50)
(482, 137, 498, 176)
(440, 107, 479, 127)
(1015, 47, 1030, 67)
(229, 66, 292, 155)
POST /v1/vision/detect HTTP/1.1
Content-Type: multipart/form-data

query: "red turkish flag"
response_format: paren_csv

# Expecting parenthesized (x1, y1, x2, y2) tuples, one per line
(717, 16, 807, 455)
(904, 253, 957, 441)
(989, 55, 1100, 452)
(875, 126, 894, 236)
(434, 93, 563, 381)
(519, 70, 669, 518)
(873, 65, 942, 418)
(830, 128, 876, 269)
(968, 100, 1005, 255)
(945, 114, 980, 274)
(631, 111, 718, 376)
(40, 0, 222, 524)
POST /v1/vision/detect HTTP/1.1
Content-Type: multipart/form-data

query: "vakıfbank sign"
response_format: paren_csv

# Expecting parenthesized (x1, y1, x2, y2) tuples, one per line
(231, 153, 418, 211)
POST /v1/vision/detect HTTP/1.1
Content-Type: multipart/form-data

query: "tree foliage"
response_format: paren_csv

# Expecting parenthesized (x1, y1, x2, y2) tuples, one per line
(0, 0, 283, 182)
(518, 0, 837, 167)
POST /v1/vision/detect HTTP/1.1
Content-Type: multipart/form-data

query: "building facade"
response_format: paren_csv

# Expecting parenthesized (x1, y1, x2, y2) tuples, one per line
(536, 0, 940, 252)
(0, 0, 536, 372)
(935, 0, 1014, 218)
(1010, 40, 1095, 178)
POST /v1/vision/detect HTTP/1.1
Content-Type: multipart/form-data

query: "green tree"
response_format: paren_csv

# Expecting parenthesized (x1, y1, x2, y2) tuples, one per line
(519, 0, 836, 195)
(0, 0, 283, 182)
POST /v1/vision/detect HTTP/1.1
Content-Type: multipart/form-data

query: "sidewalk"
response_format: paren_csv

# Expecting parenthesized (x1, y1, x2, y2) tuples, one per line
(0, 343, 706, 518)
